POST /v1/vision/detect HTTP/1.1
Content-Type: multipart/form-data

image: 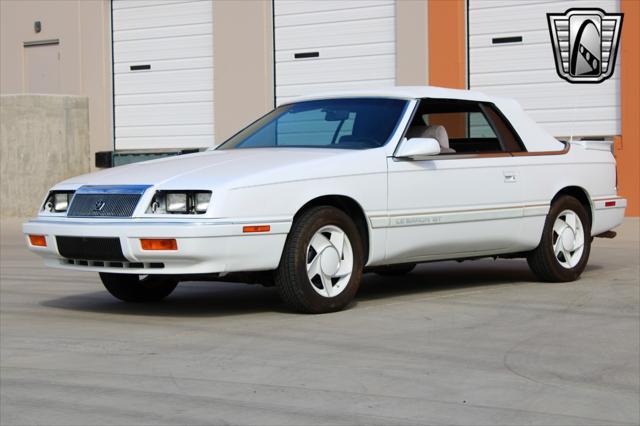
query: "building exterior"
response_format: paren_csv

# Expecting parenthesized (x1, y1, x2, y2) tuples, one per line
(1, 0, 638, 215)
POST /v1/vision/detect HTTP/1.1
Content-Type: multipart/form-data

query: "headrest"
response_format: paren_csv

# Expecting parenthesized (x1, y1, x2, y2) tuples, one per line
(406, 125, 450, 149)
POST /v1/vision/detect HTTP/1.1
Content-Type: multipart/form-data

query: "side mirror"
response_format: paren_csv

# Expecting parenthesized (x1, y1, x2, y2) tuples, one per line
(395, 137, 441, 159)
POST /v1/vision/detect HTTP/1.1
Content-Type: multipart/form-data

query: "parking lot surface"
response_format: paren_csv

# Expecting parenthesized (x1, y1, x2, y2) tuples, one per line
(1, 218, 639, 426)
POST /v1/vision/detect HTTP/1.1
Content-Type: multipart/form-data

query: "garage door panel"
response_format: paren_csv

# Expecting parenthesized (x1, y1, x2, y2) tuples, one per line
(482, 82, 620, 109)
(274, 0, 396, 105)
(541, 121, 618, 138)
(113, 23, 211, 43)
(476, 80, 619, 109)
(276, 41, 394, 63)
(112, 0, 193, 10)
(115, 102, 213, 127)
(276, 78, 395, 105)
(277, 55, 394, 85)
(113, 0, 213, 149)
(113, 34, 212, 64)
(274, 0, 393, 16)
(529, 106, 619, 123)
(112, 0, 211, 31)
(115, 136, 213, 150)
(470, 44, 556, 74)
(470, 0, 618, 35)
(275, 3, 394, 28)
(472, 67, 617, 86)
(275, 18, 394, 51)
(115, 69, 213, 94)
(469, 0, 621, 137)
(115, 91, 212, 107)
(116, 124, 213, 138)
(114, 57, 213, 74)
(469, 29, 547, 49)
(469, 0, 557, 10)
(470, 43, 621, 75)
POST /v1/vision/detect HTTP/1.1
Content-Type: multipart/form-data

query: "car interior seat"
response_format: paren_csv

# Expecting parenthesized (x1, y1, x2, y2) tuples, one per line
(406, 125, 456, 153)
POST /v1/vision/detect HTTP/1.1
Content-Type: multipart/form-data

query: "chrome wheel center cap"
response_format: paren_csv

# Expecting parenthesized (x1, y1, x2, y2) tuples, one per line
(561, 228, 575, 251)
(320, 247, 340, 276)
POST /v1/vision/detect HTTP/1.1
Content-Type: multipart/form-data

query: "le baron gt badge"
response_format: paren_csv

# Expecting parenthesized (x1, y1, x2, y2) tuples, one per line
(547, 8, 623, 84)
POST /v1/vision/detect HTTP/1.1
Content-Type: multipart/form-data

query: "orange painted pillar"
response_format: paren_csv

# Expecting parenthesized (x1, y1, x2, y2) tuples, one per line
(428, 0, 467, 89)
(618, 0, 640, 216)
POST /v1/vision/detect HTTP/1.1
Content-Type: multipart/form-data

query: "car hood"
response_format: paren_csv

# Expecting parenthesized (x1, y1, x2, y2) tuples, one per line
(59, 148, 381, 190)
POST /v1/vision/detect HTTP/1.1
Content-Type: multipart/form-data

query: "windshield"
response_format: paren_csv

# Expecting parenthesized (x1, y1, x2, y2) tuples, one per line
(216, 98, 408, 150)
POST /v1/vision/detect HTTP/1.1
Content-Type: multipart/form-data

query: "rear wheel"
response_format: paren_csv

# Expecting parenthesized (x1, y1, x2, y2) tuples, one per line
(99, 273, 178, 302)
(275, 206, 364, 313)
(527, 195, 591, 282)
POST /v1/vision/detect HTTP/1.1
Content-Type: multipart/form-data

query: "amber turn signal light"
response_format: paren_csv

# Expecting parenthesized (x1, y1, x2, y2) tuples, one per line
(140, 239, 178, 250)
(28, 234, 47, 247)
(243, 225, 270, 233)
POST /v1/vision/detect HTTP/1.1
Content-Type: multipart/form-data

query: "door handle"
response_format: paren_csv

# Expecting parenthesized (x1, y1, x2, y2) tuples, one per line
(503, 171, 517, 183)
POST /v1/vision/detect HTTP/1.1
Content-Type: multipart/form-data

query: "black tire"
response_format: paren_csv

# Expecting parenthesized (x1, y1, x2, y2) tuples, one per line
(99, 273, 178, 302)
(527, 195, 591, 282)
(373, 263, 416, 276)
(275, 206, 364, 314)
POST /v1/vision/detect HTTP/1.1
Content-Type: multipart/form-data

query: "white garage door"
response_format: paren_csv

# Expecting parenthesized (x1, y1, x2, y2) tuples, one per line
(469, 0, 620, 138)
(274, 0, 396, 106)
(112, 0, 214, 150)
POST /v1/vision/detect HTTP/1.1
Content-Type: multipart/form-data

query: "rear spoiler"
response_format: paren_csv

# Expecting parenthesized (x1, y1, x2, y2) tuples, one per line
(569, 140, 614, 152)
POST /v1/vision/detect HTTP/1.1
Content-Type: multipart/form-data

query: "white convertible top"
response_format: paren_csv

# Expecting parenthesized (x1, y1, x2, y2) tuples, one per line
(291, 86, 489, 103)
(289, 86, 565, 152)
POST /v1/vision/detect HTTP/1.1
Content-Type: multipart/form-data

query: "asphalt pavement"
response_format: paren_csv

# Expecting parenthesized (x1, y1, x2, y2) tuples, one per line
(1, 218, 638, 425)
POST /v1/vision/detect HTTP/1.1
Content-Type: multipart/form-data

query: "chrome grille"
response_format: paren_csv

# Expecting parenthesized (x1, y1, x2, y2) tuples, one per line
(68, 193, 141, 217)
(66, 185, 150, 218)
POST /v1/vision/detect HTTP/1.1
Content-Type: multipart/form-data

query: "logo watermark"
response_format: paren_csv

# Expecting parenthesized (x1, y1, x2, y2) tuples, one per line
(547, 8, 623, 84)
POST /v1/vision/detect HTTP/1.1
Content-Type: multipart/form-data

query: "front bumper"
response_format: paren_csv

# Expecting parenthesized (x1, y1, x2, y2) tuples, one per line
(23, 218, 291, 275)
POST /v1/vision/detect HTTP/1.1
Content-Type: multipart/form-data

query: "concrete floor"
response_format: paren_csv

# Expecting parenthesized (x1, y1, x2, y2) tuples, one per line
(1, 218, 638, 426)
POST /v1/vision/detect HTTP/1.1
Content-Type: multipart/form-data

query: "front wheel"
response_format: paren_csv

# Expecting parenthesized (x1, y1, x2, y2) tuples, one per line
(275, 206, 364, 313)
(527, 195, 591, 282)
(99, 273, 178, 302)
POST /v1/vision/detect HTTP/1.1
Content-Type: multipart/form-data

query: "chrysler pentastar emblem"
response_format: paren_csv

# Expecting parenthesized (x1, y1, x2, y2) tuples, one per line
(93, 200, 106, 212)
(547, 8, 623, 84)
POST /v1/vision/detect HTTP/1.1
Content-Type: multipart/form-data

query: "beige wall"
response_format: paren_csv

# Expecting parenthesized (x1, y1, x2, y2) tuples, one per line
(212, 0, 274, 144)
(0, 0, 112, 168)
(396, 0, 429, 85)
(0, 95, 90, 218)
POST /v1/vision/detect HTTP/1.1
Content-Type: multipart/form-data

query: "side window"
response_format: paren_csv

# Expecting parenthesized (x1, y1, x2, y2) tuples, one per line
(479, 104, 525, 152)
(469, 111, 495, 138)
(406, 99, 524, 154)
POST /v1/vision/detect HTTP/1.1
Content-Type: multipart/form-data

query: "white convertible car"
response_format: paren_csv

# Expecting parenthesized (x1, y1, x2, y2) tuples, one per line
(24, 87, 626, 313)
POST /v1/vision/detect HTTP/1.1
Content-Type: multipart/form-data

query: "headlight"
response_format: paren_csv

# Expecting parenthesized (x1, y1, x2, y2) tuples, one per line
(42, 191, 75, 213)
(147, 191, 211, 214)
(194, 192, 211, 213)
(166, 193, 188, 213)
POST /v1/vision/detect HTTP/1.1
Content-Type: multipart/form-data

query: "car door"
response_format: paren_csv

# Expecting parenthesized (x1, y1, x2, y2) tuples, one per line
(383, 99, 526, 263)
